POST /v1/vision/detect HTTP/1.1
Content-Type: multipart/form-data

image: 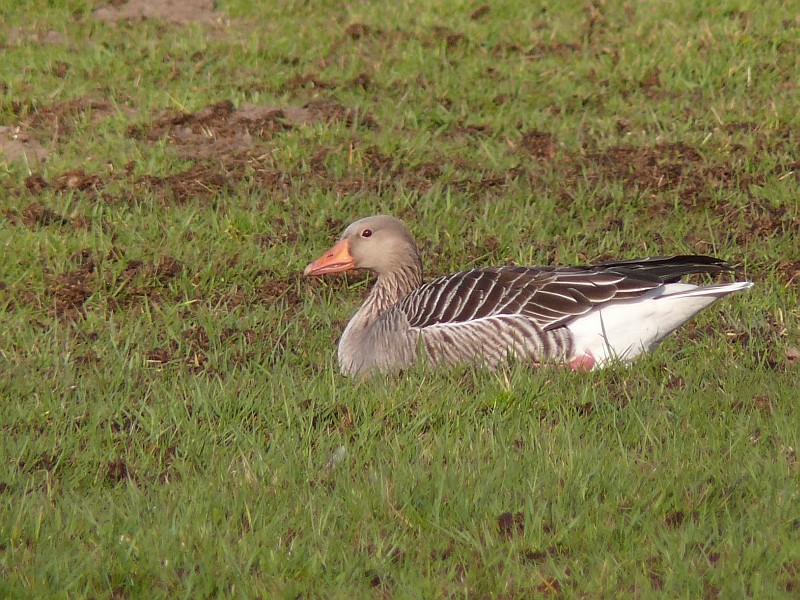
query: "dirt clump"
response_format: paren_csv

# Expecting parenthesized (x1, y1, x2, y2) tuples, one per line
(20, 201, 69, 228)
(431, 26, 464, 49)
(497, 511, 525, 540)
(585, 142, 702, 189)
(54, 168, 102, 192)
(520, 130, 557, 160)
(146, 324, 221, 374)
(24, 174, 49, 193)
(639, 67, 669, 100)
(470, 5, 490, 20)
(283, 73, 336, 92)
(146, 344, 176, 365)
(450, 119, 491, 139)
(348, 72, 372, 90)
(48, 263, 95, 320)
(344, 23, 373, 39)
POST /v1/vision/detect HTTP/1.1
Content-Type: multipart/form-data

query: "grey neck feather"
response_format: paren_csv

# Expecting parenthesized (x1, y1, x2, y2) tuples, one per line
(338, 253, 423, 375)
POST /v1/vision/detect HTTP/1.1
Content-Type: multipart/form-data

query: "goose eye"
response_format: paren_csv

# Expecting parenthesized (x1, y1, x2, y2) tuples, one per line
(361, 229, 373, 238)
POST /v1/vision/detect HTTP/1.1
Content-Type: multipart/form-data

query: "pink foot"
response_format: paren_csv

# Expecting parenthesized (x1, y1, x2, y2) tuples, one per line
(568, 352, 596, 372)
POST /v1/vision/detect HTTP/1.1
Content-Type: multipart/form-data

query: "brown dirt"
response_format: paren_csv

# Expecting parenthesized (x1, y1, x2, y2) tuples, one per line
(26, 101, 781, 229)
(94, 0, 219, 24)
(584, 142, 706, 190)
(787, 347, 800, 366)
(639, 67, 670, 100)
(257, 274, 305, 308)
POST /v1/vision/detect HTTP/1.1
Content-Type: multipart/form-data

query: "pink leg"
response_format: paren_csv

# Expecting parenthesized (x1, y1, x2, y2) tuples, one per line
(568, 351, 596, 372)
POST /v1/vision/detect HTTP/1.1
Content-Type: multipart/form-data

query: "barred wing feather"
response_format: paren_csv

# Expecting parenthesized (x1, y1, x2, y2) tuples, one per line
(396, 266, 665, 332)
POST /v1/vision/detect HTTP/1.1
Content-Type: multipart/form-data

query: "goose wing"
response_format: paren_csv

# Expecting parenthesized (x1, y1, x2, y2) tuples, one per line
(395, 256, 731, 331)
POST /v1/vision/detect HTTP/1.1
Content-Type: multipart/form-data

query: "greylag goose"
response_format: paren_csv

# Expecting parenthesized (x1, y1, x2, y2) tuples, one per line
(304, 215, 753, 376)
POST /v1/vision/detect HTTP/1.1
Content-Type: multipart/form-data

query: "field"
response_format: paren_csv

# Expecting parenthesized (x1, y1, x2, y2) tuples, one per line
(1, 0, 799, 597)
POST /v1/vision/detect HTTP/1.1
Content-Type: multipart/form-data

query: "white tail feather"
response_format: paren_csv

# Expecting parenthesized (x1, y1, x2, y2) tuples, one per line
(568, 281, 753, 367)
(660, 281, 754, 299)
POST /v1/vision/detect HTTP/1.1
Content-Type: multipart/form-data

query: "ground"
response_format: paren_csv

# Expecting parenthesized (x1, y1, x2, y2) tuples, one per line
(1, 0, 799, 598)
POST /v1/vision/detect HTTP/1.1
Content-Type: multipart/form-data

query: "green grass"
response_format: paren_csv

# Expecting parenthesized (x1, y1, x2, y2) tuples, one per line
(1, 0, 799, 597)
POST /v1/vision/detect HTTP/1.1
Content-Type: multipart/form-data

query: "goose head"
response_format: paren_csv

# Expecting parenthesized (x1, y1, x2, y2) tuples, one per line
(304, 215, 420, 277)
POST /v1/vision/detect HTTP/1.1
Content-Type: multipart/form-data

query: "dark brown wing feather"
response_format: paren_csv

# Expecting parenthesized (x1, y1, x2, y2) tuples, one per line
(397, 255, 731, 331)
(589, 255, 732, 282)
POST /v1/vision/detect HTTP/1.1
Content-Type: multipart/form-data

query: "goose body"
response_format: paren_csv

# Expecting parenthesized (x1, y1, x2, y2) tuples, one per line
(304, 215, 753, 377)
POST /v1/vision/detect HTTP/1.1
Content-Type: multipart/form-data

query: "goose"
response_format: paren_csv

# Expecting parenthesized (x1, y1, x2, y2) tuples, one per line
(304, 215, 753, 376)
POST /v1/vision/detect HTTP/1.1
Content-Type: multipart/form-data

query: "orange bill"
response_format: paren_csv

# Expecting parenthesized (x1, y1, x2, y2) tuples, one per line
(304, 239, 355, 276)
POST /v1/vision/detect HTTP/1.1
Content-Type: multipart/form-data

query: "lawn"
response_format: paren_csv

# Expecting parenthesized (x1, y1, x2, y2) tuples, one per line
(1, 0, 799, 597)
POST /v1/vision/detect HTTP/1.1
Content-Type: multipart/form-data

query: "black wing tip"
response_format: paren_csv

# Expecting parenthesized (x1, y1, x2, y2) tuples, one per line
(594, 254, 732, 269)
(589, 254, 737, 284)
(666, 254, 734, 270)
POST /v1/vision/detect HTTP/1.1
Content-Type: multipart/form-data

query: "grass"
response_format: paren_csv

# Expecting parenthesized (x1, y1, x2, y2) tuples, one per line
(1, 0, 799, 597)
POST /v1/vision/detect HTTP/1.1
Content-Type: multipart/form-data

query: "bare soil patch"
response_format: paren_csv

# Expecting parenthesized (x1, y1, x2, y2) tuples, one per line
(130, 101, 292, 159)
(4, 28, 64, 46)
(7, 96, 130, 146)
(0, 126, 49, 165)
(24, 247, 187, 321)
(94, 0, 219, 24)
(5, 97, 380, 206)
(130, 100, 377, 161)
